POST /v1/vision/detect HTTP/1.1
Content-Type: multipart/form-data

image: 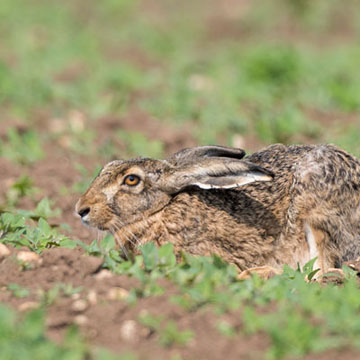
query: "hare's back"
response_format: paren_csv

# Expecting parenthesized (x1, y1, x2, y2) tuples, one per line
(246, 143, 360, 218)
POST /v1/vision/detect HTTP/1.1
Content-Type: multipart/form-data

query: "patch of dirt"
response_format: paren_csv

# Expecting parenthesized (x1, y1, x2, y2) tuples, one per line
(1, 245, 360, 359)
(305, 108, 359, 129)
(99, 110, 197, 154)
(0, 245, 270, 359)
(303, 349, 360, 360)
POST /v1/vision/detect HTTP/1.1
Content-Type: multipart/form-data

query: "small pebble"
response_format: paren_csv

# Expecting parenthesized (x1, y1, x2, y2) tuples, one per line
(107, 287, 129, 301)
(17, 251, 42, 265)
(120, 320, 137, 341)
(71, 299, 88, 312)
(94, 269, 113, 280)
(71, 293, 81, 300)
(87, 290, 97, 305)
(74, 315, 88, 326)
(0, 243, 10, 259)
(19, 301, 39, 312)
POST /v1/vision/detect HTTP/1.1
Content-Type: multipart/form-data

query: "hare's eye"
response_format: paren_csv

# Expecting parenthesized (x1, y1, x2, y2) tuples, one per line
(123, 174, 140, 186)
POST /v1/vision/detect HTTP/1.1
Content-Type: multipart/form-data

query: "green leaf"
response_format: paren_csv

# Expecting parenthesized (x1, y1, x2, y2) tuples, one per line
(101, 234, 116, 252)
(34, 198, 61, 219)
(38, 217, 52, 233)
(158, 243, 176, 268)
(141, 242, 158, 271)
(302, 257, 319, 275)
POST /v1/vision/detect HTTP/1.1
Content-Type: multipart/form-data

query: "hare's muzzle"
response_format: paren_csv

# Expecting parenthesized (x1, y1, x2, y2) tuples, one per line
(75, 199, 91, 224)
(75, 195, 113, 231)
(78, 206, 90, 221)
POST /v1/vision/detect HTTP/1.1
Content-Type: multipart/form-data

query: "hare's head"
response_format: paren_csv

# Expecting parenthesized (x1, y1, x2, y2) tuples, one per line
(76, 146, 273, 236)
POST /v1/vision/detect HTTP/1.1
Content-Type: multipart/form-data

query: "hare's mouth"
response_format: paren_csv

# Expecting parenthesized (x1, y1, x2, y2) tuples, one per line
(78, 212, 113, 232)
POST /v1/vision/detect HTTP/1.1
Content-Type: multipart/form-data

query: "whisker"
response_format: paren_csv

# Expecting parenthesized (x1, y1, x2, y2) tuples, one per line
(96, 229, 105, 243)
(113, 226, 139, 266)
(109, 227, 130, 260)
(113, 220, 140, 249)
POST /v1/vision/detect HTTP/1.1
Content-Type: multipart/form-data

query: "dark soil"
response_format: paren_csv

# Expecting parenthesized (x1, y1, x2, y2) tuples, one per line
(0, 245, 270, 360)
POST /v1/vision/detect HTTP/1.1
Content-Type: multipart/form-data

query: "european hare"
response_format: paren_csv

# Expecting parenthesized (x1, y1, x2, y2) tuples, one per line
(76, 144, 360, 274)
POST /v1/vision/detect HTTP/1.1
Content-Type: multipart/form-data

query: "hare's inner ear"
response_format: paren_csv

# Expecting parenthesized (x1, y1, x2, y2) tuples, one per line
(163, 158, 274, 193)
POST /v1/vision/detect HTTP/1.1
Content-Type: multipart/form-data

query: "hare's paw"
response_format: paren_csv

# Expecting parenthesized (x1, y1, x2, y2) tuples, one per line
(238, 266, 282, 280)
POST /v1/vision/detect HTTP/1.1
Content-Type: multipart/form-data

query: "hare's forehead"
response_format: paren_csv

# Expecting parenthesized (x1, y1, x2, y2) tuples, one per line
(100, 160, 126, 174)
(100, 158, 168, 176)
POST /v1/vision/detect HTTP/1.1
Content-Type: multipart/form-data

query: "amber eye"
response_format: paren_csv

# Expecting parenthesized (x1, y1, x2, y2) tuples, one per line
(123, 174, 140, 186)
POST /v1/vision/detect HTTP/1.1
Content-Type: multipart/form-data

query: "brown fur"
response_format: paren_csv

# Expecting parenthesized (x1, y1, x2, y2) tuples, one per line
(76, 144, 360, 272)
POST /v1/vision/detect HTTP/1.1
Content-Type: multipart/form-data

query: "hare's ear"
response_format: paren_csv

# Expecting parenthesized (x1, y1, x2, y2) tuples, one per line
(168, 145, 246, 166)
(162, 158, 274, 193)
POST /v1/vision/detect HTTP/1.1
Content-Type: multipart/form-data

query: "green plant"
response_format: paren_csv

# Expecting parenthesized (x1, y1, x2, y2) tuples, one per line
(7, 283, 30, 298)
(0, 305, 89, 360)
(38, 283, 82, 306)
(0, 211, 76, 253)
(254, 105, 318, 144)
(138, 313, 194, 347)
(159, 321, 194, 347)
(0, 128, 44, 165)
(3, 175, 37, 208)
(217, 321, 236, 337)
(29, 197, 61, 220)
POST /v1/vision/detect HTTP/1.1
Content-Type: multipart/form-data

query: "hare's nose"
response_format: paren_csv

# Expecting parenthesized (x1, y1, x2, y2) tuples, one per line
(78, 207, 90, 218)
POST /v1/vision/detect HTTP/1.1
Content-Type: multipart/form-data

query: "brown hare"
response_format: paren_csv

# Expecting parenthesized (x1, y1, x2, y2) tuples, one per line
(76, 144, 360, 275)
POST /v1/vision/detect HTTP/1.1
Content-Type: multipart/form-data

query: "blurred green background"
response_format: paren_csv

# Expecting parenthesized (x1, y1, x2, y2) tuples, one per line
(1, 0, 359, 161)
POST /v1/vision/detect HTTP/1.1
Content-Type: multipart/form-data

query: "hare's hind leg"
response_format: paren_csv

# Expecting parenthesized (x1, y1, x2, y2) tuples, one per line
(292, 145, 360, 271)
(303, 223, 335, 275)
(238, 266, 282, 280)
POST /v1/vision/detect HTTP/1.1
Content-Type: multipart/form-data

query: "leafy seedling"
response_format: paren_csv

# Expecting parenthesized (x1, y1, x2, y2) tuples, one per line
(7, 283, 30, 298)
(0, 305, 91, 360)
(217, 320, 236, 337)
(2, 175, 37, 208)
(0, 211, 76, 252)
(159, 321, 194, 347)
(0, 128, 44, 165)
(138, 313, 193, 347)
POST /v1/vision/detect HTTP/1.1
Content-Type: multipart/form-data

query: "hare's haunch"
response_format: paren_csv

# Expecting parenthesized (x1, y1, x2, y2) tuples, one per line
(76, 144, 360, 273)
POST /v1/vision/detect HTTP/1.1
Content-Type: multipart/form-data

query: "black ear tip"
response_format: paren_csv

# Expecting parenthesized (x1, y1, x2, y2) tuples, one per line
(169, 145, 246, 165)
(204, 146, 246, 159)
